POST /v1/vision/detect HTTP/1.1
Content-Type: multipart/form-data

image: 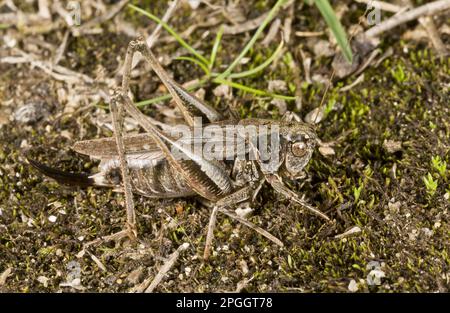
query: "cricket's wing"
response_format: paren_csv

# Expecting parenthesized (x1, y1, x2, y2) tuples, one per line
(73, 133, 164, 159)
(72, 123, 252, 162)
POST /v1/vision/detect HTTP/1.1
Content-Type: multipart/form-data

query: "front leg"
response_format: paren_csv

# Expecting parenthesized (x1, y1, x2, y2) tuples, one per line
(265, 174, 330, 221)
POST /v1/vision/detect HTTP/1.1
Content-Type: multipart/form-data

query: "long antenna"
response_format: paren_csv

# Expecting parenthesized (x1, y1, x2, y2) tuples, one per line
(313, 1, 375, 125)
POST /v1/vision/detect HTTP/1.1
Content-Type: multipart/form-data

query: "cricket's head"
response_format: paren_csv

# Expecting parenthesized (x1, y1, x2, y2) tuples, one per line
(279, 121, 318, 179)
(237, 118, 318, 179)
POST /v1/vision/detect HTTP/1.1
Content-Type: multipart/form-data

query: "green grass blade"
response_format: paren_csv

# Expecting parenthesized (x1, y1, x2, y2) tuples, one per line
(209, 26, 224, 70)
(135, 93, 173, 107)
(314, 0, 353, 63)
(128, 4, 210, 67)
(217, 0, 287, 79)
(227, 40, 284, 79)
(213, 78, 296, 101)
(175, 56, 210, 76)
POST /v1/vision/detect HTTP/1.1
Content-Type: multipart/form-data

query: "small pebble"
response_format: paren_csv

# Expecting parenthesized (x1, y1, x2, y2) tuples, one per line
(383, 139, 402, 154)
(366, 261, 385, 286)
(319, 146, 335, 156)
(239, 260, 249, 275)
(213, 84, 231, 100)
(48, 215, 57, 223)
(388, 201, 401, 213)
(268, 80, 287, 92)
(37, 276, 49, 287)
(304, 107, 324, 124)
(187, 0, 201, 9)
(14, 101, 48, 124)
(348, 279, 358, 292)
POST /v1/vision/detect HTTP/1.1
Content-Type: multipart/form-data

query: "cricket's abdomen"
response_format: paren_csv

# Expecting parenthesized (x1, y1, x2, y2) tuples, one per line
(93, 159, 197, 198)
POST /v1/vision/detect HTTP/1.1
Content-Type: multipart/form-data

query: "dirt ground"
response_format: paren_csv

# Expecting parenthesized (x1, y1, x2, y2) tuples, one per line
(0, 0, 449, 292)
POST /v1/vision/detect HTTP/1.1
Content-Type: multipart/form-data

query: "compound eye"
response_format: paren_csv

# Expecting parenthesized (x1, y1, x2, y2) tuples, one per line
(291, 142, 308, 157)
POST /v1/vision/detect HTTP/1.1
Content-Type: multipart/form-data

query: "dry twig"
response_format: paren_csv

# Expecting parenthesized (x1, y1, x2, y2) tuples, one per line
(133, 243, 190, 293)
(365, 0, 450, 38)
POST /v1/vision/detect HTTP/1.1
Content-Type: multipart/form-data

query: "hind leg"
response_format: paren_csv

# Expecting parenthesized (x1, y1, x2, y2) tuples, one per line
(122, 36, 223, 126)
(82, 90, 138, 250)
